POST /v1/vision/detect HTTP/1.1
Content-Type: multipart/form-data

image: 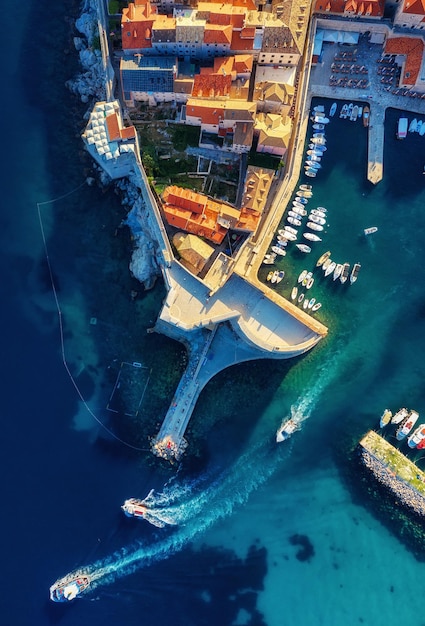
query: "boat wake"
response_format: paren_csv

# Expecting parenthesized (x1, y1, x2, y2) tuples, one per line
(62, 438, 290, 594)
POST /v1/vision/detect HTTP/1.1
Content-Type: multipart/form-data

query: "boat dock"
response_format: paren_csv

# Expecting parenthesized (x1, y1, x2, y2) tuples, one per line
(359, 430, 425, 517)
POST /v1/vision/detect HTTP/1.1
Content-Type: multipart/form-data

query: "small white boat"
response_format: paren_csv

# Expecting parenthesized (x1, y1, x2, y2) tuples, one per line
(416, 120, 423, 134)
(263, 253, 276, 265)
(419, 122, 425, 137)
(287, 216, 302, 227)
(309, 214, 326, 225)
(271, 246, 286, 256)
(310, 209, 326, 218)
(316, 250, 331, 267)
(298, 269, 308, 283)
(396, 410, 419, 441)
(275, 270, 285, 283)
(315, 117, 329, 124)
(311, 138, 326, 146)
(316, 206, 327, 212)
(313, 123, 325, 131)
(302, 271, 312, 287)
(306, 276, 314, 289)
(277, 235, 289, 243)
(290, 207, 307, 217)
(357, 106, 363, 119)
(296, 243, 311, 253)
(311, 302, 322, 312)
(364, 226, 378, 235)
(276, 417, 301, 443)
(340, 104, 349, 119)
(322, 258, 332, 271)
(282, 231, 297, 241)
(305, 161, 321, 169)
(409, 118, 418, 132)
(298, 293, 305, 304)
(284, 225, 298, 235)
(308, 297, 316, 309)
(303, 232, 322, 242)
(333, 263, 343, 281)
(329, 102, 337, 117)
(306, 153, 321, 162)
(306, 150, 322, 158)
(391, 407, 409, 424)
(408, 423, 425, 448)
(325, 261, 336, 277)
(300, 184, 312, 191)
(312, 132, 325, 139)
(293, 200, 306, 210)
(295, 196, 308, 205)
(379, 409, 392, 428)
(313, 105, 325, 114)
(305, 170, 317, 178)
(303, 298, 309, 310)
(340, 262, 350, 284)
(350, 263, 361, 284)
(291, 286, 298, 300)
(309, 144, 327, 152)
(306, 222, 323, 232)
(350, 105, 358, 121)
(297, 191, 313, 199)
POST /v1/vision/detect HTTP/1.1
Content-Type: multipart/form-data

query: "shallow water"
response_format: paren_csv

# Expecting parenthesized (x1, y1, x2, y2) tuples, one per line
(3, 3, 425, 625)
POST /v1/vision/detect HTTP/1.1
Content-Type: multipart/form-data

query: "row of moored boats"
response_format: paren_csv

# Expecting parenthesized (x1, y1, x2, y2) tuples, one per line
(408, 118, 425, 136)
(317, 250, 361, 284)
(379, 407, 425, 447)
(305, 104, 330, 178)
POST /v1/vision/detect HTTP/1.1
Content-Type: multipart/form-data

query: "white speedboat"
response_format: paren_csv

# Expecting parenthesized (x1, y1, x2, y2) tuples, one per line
(308, 297, 316, 309)
(309, 214, 326, 225)
(306, 221, 324, 232)
(420, 121, 425, 136)
(313, 105, 325, 114)
(282, 231, 297, 241)
(303, 232, 322, 242)
(306, 153, 321, 162)
(416, 120, 423, 134)
(313, 123, 325, 131)
(316, 206, 327, 212)
(300, 184, 312, 191)
(291, 286, 298, 300)
(306, 150, 323, 158)
(263, 253, 276, 265)
(303, 298, 309, 310)
(293, 200, 306, 210)
(396, 410, 419, 440)
(305, 170, 317, 178)
(284, 225, 298, 235)
(290, 207, 307, 217)
(324, 261, 336, 277)
(275, 270, 285, 283)
(298, 269, 308, 283)
(311, 302, 322, 312)
(350, 263, 361, 283)
(306, 276, 314, 289)
(50, 573, 91, 603)
(408, 118, 418, 133)
(329, 102, 337, 117)
(310, 209, 326, 218)
(297, 190, 313, 198)
(340, 104, 349, 119)
(333, 263, 343, 281)
(287, 216, 302, 227)
(298, 292, 305, 304)
(391, 407, 409, 424)
(316, 250, 331, 266)
(309, 144, 327, 152)
(408, 423, 425, 448)
(322, 257, 332, 271)
(364, 226, 378, 235)
(295, 196, 308, 205)
(270, 270, 280, 284)
(311, 138, 326, 146)
(296, 243, 311, 253)
(271, 245, 286, 256)
(340, 263, 350, 284)
(276, 417, 301, 443)
(305, 161, 321, 169)
(312, 132, 325, 139)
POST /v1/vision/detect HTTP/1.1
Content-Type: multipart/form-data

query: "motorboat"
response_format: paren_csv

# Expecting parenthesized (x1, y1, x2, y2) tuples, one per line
(408, 423, 425, 448)
(309, 143, 327, 152)
(316, 250, 331, 267)
(270, 270, 280, 284)
(309, 214, 325, 226)
(302, 271, 312, 287)
(391, 407, 409, 424)
(311, 302, 322, 312)
(291, 286, 298, 300)
(350, 263, 361, 283)
(276, 417, 301, 443)
(340, 262, 350, 284)
(271, 245, 286, 256)
(305, 169, 317, 178)
(303, 232, 322, 242)
(322, 257, 332, 271)
(364, 226, 378, 235)
(397, 117, 408, 139)
(300, 184, 312, 191)
(340, 104, 349, 118)
(416, 120, 423, 134)
(267, 270, 274, 281)
(313, 105, 325, 113)
(298, 269, 308, 283)
(284, 225, 298, 235)
(277, 234, 289, 243)
(409, 118, 418, 132)
(312, 132, 326, 139)
(363, 106, 370, 127)
(396, 410, 419, 440)
(295, 196, 308, 204)
(324, 261, 336, 277)
(281, 231, 297, 241)
(350, 105, 359, 121)
(305, 161, 321, 169)
(306, 153, 321, 162)
(313, 123, 325, 130)
(274, 270, 285, 284)
(303, 298, 309, 310)
(263, 253, 276, 265)
(297, 190, 313, 198)
(333, 263, 343, 281)
(311, 138, 326, 145)
(287, 216, 302, 227)
(358, 107, 363, 119)
(306, 276, 314, 289)
(307, 221, 323, 232)
(50, 573, 91, 602)
(419, 121, 425, 136)
(316, 206, 327, 212)
(293, 200, 307, 210)
(296, 243, 311, 253)
(308, 297, 316, 309)
(310, 209, 326, 218)
(306, 150, 323, 158)
(298, 293, 305, 304)
(379, 409, 392, 428)
(329, 102, 337, 117)
(290, 207, 307, 217)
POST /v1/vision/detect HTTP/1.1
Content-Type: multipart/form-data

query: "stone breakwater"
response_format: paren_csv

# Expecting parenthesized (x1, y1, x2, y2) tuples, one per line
(360, 448, 425, 518)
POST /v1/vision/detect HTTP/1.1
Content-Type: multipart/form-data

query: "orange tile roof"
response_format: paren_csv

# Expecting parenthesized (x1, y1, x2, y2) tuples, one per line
(403, 0, 425, 15)
(204, 24, 233, 45)
(384, 36, 424, 84)
(120, 126, 136, 140)
(121, 19, 154, 49)
(231, 30, 255, 51)
(233, 54, 253, 73)
(186, 102, 225, 125)
(213, 56, 235, 76)
(192, 73, 232, 97)
(313, 0, 384, 16)
(163, 186, 207, 214)
(106, 114, 120, 141)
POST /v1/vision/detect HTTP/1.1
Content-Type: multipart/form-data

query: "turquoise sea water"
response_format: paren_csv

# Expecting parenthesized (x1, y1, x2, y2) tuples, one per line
(3, 2, 425, 625)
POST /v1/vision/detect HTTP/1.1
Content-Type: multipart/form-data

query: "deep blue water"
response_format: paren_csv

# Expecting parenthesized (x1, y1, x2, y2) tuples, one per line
(4, 2, 425, 625)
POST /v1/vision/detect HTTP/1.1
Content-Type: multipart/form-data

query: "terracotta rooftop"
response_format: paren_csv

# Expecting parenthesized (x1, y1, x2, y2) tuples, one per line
(192, 73, 232, 97)
(313, 0, 384, 16)
(231, 29, 255, 51)
(402, 0, 425, 14)
(384, 36, 425, 85)
(204, 24, 233, 45)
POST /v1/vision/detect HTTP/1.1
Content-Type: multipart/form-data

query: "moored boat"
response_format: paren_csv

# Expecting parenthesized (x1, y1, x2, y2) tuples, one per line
(295, 196, 308, 204)
(284, 225, 298, 235)
(298, 269, 308, 283)
(276, 417, 301, 442)
(340, 103, 349, 118)
(407, 423, 425, 448)
(379, 408, 392, 428)
(275, 270, 285, 283)
(291, 286, 298, 300)
(305, 169, 317, 178)
(307, 221, 323, 232)
(50, 573, 91, 602)
(391, 407, 409, 424)
(350, 263, 361, 283)
(363, 105, 370, 127)
(324, 260, 336, 277)
(298, 292, 305, 304)
(270, 270, 280, 284)
(340, 262, 350, 284)
(287, 216, 302, 226)
(396, 410, 419, 440)
(297, 190, 313, 198)
(333, 263, 343, 281)
(311, 302, 322, 312)
(350, 105, 359, 121)
(267, 270, 274, 281)
(271, 245, 286, 256)
(309, 214, 326, 225)
(296, 243, 311, 253)
(316, 250, 331, 267)
(299, 184, 312, 191)
(302, 271, 312, 287)
(397, 117, 408, 139)
(409, 118, 418, 132)
(329, 102, 337, 117)
(313, 123, 325, 131)
(308, 297, 315, 309)
(263, 253, 276, 264)
(310, 209, 326, 218)
(289, 209, 306, 219)
(306, 276, 314, 289)
(303, 232, 322, 242)
(303, 298, 309, 309)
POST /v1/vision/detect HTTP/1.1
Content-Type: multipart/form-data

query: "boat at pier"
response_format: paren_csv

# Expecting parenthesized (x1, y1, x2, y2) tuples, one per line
(295, 196, 308, 204)
(350, 263, 361, 283)
(291, 286, 298, 300)
(50, 573, 91, 602)
(316, 250, 331, 267)
(300, 184, 312, 191)
(333, 263, 343, 281)
(271, 245, 286, 256)
(396, 410, 419, 440)
(407, 424, 425, 448)
(340, 263, 350, 284)
(391, 407, 409, 424)
(362, 106, 370, 127)
(311, 302, 322, 312)
(325, 261, 336, 277)
(397, 117, 408, 139)
(409, 118, 418, 133)
(379, 409, 392, 428)
(329, 102, 337, 117)
(298, 269, 308, 283)
(309, 214, 326, 225)
(287, 216, 302, 227)
(303, 232, 322, 242)
(306, 221, 323, 232)
(290, 207, 307, 217)
(296, 243, 311, 253)
(276, 417, 301, 442)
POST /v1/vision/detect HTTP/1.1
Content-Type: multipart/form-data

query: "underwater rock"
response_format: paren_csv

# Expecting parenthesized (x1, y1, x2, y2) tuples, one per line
(289, 533, 315, 562)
